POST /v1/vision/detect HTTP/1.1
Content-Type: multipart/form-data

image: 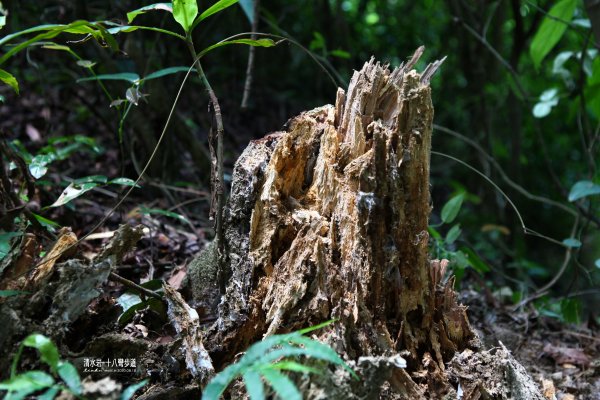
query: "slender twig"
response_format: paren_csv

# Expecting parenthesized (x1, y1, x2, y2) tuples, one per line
(241, 0, 260, 109)
(512, 215, 580, 310)
(457, 19, 530, 100)
(185, 38, 226, 294)
(109, 272, 163, 301)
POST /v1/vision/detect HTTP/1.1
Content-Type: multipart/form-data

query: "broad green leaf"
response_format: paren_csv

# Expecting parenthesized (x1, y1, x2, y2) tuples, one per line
(239, 0, 254, 24)
(0, 24, 64, 46)
(121, 379, 149, 400)
(23, 334, 60, 372)
(173, 0, 198, 33)
(427, 226, 442, 241)
(568, 180, 600, 201)
(37, 386, 60, 400)
(74, 175, 107, 184)
(532, 100, 556, 118)
(0, 68, 18, 94)
(76, 60, 96, 68)
(0, 290, 29, 298)
(50, 182, 98, 207)
(562, 238, 582, 248)
(1, 232, 22, 258)
(261, 369, 301, 400)
(560, 298, 581, 324)
(0, 371, 54, 393)
(77, 72, 140, 84)
(461, 247, 490, 274)
(199, 38, 276, 58)
(242, 370, 265, 400)
(532, 88, 559, 118)
(109, 177, 140, 187)
(445, 224, 461, 245)
(202, 335, 297, 399)
(29, 154, 54, 179)
(143, 66, 190, 81)
(127, 3, 172, 23)
(530, 0, 577, 69)
(193, 0, 239, 29)
(31, 213, 60, 230)
(57, 362, 81, 395)
(117, 292, 142, 313)
(0, 21, 102, 65)
(441, 193, 464, 224)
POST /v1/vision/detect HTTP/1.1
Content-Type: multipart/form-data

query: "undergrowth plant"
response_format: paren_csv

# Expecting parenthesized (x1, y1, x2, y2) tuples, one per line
(0, 333, 147, 400)
(202, 321, 357, 400)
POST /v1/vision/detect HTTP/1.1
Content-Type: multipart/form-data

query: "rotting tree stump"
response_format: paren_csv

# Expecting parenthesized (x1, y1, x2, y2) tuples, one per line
(189, 49, 544, 399)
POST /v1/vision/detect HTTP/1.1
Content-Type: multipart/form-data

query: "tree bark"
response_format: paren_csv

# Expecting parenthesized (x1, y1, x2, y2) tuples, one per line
(191, 51, 502, 397)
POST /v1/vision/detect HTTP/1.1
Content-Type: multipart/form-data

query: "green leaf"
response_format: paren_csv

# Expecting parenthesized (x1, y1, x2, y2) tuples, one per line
(37, 386, 60, 400)
(562, 238, 582, 248)
(243, 370, 265, 400)
(267, 361, 319, 374)
(57, 362, 81, 395)
(31, 213, 60, 231)
(120, 379, 149, 400)
(330, 49, 351, 59)
(77, 72, 140, 84)
(29, 154, 54, 179)
(460, 247, 490, 274)
(127, 3, 172, 23)
(0, 68, 19, 94)
(261, 369, 302, 400)
(560, 298, 581, 324)
(199, 38, 276, 58)
(143, 66, 191, 81)
(0, 21, 104, 65)
(109, 177, 140, 187)
(73, 175, 107, 184)
(193, 0, 239, 29)
(0, 371, 54, 394)
(49, 182, 98, 207)
(117, 292, 142, 313)
(0, 290, 29, 298)
(23, 334, 60, 372)
(445, 224, 461, 244)
(530, 0, 577, 69)
(441, 193, 464, 224)
(76, 60, 96, 68)
(173, 0, 198, 33)
(1, 232, 22, 259)
(568, 180, 600, 201)
(0, 4, 5, 30)
(532, 88, 559, 118)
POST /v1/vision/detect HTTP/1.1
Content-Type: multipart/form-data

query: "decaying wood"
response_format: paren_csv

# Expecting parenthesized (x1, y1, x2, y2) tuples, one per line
(190, 51, 542, 398)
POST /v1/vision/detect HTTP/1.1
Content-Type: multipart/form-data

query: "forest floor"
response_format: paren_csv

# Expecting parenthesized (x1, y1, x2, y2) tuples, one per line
(1, 91, 599, 399)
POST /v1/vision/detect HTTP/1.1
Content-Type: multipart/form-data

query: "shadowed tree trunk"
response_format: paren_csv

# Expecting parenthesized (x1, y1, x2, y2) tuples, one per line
(189, 50, 543, 398)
